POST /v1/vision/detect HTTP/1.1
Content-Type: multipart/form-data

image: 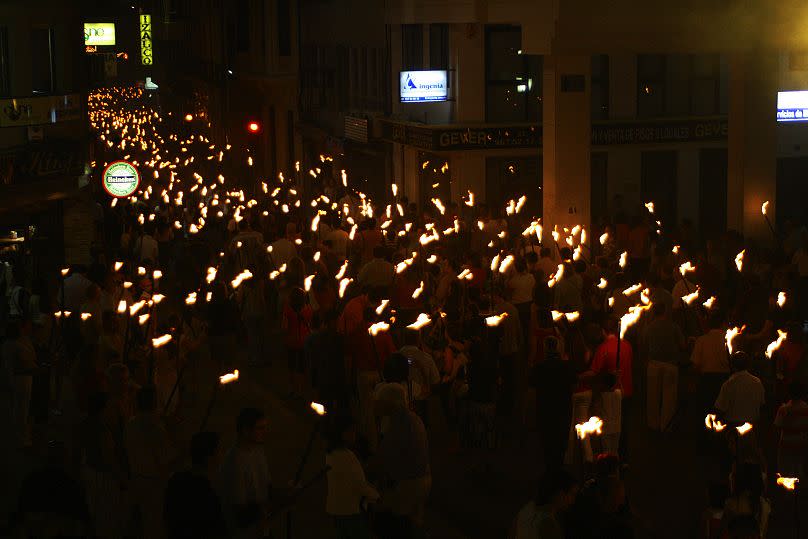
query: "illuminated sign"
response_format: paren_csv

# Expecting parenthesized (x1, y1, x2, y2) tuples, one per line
(140, 14, 153, 65)
(102, 160, 140, 198)
(400, 70, 448, 102)
(777, 91, 808, 122)
(84, 23, 116, 46)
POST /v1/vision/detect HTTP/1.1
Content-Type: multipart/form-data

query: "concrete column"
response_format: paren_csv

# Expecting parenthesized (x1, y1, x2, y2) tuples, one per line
(542, 55, 592, 231)
(727, 52, 778, 241)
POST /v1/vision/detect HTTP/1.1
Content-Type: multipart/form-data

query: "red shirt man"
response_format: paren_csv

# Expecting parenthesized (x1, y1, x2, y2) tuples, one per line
(590, 333, 633, 397)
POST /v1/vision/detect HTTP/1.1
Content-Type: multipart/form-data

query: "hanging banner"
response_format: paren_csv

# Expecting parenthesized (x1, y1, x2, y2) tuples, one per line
(140, 14, 153, 65)
(102, 160, 140, 198)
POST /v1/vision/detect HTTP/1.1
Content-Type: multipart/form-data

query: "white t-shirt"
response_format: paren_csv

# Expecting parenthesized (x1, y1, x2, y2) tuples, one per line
(325, 448, 379, 515)
(326, 229, 350, 260)
(135, 234, 159, 263)
(715, 370, 765, 424)
(218, 445, 271, 539)
(508, 272, 536, 305)
(269, 238, 296, 269)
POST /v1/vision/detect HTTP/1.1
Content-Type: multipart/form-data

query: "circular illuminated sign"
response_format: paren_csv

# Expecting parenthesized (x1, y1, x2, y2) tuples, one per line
(102, 160, 140, 198)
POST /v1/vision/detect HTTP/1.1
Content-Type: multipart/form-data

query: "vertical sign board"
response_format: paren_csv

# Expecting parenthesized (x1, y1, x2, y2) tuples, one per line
(140, 14, 153, 65)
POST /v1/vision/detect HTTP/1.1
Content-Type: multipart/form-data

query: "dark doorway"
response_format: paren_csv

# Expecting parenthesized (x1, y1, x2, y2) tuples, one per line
(641, 151, 677, 230)
(485, 156, 542, 217)
(698, 148, 728, 240)
(591, 152, 608, 227)
(776, 157, 808, 229)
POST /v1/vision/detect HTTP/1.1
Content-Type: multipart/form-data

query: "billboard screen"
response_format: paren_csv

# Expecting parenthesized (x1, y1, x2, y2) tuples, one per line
(84, 23, 116, 46)
(777, 91, 808, 122)
(400, 70, 448, 102)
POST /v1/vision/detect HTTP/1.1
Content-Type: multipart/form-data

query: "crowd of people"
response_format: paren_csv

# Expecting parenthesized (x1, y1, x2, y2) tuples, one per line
(1, 88, 807, 539)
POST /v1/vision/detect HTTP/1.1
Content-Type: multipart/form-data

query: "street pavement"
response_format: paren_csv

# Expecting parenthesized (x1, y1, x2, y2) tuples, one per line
(2, 337, 807, 538)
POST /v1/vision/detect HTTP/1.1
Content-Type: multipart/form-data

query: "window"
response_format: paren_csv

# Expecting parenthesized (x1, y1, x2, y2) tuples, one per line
(277, 0, 291, 57)
(591, 55, 609, 120)
(236, 0, 250, 52)
(485, 25, 541, 123)
(0, 27, 9, 97)
(31, 28, 55, 95)
(637, 54, 666, 117)
(690, 54, 720, 115)
(638, 53, 721, 117)
(429, 24, 448, 70)
(402, 24, 423, 71)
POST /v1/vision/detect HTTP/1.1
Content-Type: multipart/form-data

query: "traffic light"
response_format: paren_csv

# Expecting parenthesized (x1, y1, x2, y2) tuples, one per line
(246, 120, 262, 134)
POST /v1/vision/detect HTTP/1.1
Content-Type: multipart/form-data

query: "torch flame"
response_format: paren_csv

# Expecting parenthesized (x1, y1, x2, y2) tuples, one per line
(152, 334, 173, 348)
(736, 422, 753, 436)
(485, 312, 509, 327)
(619, 252, 628, 268)
(375, 299, 390, 316)
(597, 278, 608, 290)
(765, 329, 788, 359)
(407, 313, 432, 330)
(703, 296, 716, 309)
(725, 326, 745, 355)
(777, 291, 786, 308)
(310, 402, 326, 416)
(776, 475, 798, 491)
(412, 281, 424, 299)
(734, 250, 745, 272)
(219, 369, 239, 384)
(368, 321, 390, 336)
(761, 200, 769, 216)
(705, 414, 726, 432)
(575, 416, 604, 440)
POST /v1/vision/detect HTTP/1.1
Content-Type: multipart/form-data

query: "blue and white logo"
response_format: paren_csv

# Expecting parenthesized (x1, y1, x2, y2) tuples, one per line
(400, 70, 448, 102)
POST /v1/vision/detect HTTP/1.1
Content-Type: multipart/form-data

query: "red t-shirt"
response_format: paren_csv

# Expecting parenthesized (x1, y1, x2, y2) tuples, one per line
(283, 305, 312, 350)
(591, 334, 633, 397)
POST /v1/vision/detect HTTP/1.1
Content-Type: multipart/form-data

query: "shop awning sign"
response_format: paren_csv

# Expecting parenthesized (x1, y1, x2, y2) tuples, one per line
(102, 160, 140, 198)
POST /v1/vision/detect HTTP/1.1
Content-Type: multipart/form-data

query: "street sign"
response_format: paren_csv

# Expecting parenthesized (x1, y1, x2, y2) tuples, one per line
(140, 14, 153, 65)
(102, 160, 140, 198)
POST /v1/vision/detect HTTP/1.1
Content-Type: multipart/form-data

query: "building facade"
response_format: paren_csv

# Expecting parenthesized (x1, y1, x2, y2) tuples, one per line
(300, 0, 808, 241)
(0, 1, 93, 267)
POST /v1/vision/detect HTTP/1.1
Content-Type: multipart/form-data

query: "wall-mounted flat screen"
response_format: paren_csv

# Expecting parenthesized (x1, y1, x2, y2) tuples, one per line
(777, 91, 808, 122)
(400, 70, 448, 102)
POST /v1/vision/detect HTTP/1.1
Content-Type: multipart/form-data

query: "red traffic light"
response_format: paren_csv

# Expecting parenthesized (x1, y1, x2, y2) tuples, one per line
(247, 121, 261, 134)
